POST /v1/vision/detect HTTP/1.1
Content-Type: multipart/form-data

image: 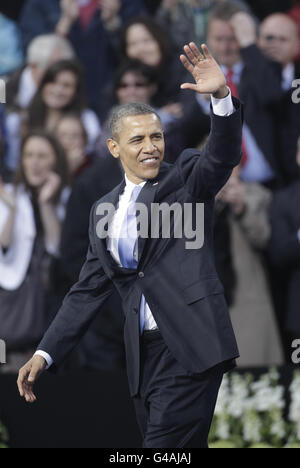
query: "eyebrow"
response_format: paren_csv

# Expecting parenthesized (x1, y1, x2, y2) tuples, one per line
(128, 132, 163, 143)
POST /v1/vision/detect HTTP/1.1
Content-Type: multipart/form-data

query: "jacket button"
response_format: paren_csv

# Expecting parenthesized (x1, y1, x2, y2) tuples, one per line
(138, 272, 145, 278)
(133, 307, 138, 314)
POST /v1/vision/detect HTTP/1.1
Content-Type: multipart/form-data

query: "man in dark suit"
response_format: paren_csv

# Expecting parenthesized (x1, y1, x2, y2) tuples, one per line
(269, 138, 300, 347)
(259, 13, 300, 185)
(18, 42, 242, 448)
(200, 3, 282, 188)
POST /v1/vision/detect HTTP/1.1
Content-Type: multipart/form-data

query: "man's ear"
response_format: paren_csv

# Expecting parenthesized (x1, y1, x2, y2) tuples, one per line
(107, 138, 120, 159)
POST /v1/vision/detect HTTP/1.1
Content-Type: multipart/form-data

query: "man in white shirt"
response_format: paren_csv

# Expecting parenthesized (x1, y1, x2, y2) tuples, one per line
(17, 42, 242, 448)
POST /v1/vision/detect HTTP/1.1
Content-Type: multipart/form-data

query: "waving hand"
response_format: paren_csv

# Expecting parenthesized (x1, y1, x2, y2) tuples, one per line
(180, 43, 228, 99)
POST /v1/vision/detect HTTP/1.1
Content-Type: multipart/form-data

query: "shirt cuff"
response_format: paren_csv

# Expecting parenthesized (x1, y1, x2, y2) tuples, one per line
(34, 350, 53, 370)
(211, 87, 234, 117)
(297, 229, 300, 243)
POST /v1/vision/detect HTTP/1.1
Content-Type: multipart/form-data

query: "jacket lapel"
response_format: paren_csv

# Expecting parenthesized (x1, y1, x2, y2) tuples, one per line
(94, 179, 125, 270)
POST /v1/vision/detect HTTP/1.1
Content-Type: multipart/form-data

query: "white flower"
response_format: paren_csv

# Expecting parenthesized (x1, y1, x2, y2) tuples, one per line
(215, 374, 230, 416)
(215, 413, 231, 440)
(243, 411, 262, 443)
(227, 374, 250, 418)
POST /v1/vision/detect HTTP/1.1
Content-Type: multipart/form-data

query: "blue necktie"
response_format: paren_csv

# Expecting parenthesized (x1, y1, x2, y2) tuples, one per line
(118, 185, 142, 268)
(118, 185, 146, 334)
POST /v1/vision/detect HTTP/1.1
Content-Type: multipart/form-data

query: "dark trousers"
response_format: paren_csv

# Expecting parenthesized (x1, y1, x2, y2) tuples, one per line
(132, 330, 224, 448)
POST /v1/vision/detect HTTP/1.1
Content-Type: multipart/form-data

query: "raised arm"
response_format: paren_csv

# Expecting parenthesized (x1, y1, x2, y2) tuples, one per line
(177, 43, 243, 200)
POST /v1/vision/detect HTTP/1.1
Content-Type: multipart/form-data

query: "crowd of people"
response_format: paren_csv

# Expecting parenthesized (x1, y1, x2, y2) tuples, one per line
(0, 0, 300, 373)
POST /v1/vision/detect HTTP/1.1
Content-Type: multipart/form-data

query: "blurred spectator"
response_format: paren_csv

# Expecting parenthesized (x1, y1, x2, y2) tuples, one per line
(6, 34, 75, 112)
(19, 0, 146, 114)
(217, 171, 284, 366)
(56, 113, 94, 181)
(5, 59, 100, 173)
(197, 3, 282, 188)
(94, 59, 210, 163)
(155, 0, 251, 50)
(259, 14, 299, 85)
(288, 0, 300, 61)
(0, 130, 69, 372)
(269, 137, 300, 346)
(118, 15, 194, 110)
(0, 12, 24, 77)
(259, 14, 300, 184)
(98, 58, 160, 125)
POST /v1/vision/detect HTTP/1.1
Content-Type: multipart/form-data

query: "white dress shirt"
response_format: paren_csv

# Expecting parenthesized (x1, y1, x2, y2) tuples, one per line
(35, 90, 235, 369)
(106, 175, 159, 332)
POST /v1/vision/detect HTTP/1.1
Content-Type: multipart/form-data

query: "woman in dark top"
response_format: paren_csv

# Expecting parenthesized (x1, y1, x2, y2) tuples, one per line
(118, 15, 192, 109)
(0, 130, 68, 372)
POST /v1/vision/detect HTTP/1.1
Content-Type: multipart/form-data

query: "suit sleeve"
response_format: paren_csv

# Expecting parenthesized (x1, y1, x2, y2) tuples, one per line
(37, 204, 114, 370)
(176, 97, 243, 200)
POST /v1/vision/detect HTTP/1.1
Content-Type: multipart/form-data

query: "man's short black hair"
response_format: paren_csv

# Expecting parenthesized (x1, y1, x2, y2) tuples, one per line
(109, 102, 162, 141)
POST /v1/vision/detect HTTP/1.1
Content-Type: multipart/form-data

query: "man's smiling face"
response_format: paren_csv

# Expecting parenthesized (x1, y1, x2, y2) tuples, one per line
(107, 113, 165, 185)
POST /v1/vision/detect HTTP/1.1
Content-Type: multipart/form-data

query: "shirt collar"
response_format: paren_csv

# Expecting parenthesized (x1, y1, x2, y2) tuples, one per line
(222, 62, 244, 79)
(124, 174, 147, 197)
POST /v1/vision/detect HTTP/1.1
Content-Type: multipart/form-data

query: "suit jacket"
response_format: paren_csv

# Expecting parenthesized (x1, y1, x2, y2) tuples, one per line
(38, 99, 242, 397)
(270, 180, 300, 332)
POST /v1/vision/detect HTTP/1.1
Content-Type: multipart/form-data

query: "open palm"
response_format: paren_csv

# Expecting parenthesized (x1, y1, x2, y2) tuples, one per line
(180, 43, 227, 96)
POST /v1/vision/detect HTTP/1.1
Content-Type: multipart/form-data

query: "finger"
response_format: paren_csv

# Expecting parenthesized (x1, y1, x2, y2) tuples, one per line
(17, 379, 25, 397)
(26, 391, 37, 403)
(180, 83, 199, 92)
(23, 382, 37, 403)
(179, 55, 194, 74)
(28, 367, 39, 383)
(25, 393, 36, 403)
(183, 45, 199, 66)
(189, 42, 204, 61)
(17, 370, 29, 397)
(201, 44, 212, 60)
